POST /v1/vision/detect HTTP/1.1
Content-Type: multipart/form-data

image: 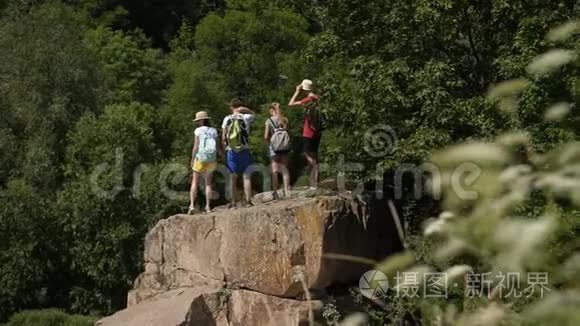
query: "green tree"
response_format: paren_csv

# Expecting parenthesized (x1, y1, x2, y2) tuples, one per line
(103, 0, 227, 48)
(163, 60, 228, 154)
(84, 26, 169, 105)
(0, 180, 63, 320)
(57, 102, 165, 314)
(304, 0, 578, 175)
(363, 19, 580, 325)
(193, 6, 310, 104)
(0, 2, 103, 191)
(1, 0, 228, 48)
(0, 3, 176, 320)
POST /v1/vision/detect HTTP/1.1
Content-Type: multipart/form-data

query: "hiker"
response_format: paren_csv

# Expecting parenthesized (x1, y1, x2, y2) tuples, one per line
(189, 111, 219, 214)
(264, 102, 291, 199)
(222, 98, 255, 208)
(288, 79, 322, 189)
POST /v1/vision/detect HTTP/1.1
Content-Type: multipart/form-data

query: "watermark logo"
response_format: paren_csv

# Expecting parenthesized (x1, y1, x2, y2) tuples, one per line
(364, 124, 398, 158)
(358, 270, 551, 300)
(359, 270, 389, 299)
(86, 124, 486, 204)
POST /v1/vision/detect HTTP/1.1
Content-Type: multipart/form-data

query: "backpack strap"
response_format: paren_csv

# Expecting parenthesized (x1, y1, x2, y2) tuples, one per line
(268, 117, 279, 131)
(198, 131, 208, 147)
(229, 114, 245, 130)
(225, 117, 236, 147)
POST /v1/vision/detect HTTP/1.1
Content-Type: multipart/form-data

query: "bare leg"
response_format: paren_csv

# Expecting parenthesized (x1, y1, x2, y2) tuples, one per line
(271, 160, 280, 193)
(229, 173, 238, 206)
(189, 171, 199, 210)
(280, 155, 291, 194)
(243, 173, 253, 204)
(305, 153, 319, 188)
(204, 171, 213, 212)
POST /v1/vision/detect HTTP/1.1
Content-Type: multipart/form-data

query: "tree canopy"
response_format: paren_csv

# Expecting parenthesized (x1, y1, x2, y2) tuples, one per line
(0, 0, 579, 323)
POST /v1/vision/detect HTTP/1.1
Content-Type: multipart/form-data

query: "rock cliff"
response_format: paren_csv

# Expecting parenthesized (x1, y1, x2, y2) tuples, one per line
(97, 191, 402, 326)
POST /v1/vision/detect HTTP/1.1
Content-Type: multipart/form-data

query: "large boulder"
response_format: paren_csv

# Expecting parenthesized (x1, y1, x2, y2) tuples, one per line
(97, 289, 206, 326)
(129, 195, 401, 305)
(98, 288, 321, 326)
(99, 193, 403, 325)
(187, 289, 324, 326)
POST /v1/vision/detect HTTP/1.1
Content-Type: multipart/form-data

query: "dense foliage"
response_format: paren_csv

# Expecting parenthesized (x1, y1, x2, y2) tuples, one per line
(0, 0, 579, 323)
(369, 32, 580, 324)
(1, 309, 95, 326)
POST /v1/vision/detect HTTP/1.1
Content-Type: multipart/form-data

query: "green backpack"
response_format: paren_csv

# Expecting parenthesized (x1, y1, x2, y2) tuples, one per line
(226, 116, 249, 152)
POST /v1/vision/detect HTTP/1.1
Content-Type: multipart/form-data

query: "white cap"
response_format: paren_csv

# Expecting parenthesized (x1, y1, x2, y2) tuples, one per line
(301, 79, 313, 91)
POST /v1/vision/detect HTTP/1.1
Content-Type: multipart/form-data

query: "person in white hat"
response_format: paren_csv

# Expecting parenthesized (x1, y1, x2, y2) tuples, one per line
(288, 79, 322, 189)
(189, 111, 219, 214)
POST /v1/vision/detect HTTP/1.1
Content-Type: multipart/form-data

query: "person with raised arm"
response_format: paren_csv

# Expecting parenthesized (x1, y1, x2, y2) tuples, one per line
(288, 79, 322, 189)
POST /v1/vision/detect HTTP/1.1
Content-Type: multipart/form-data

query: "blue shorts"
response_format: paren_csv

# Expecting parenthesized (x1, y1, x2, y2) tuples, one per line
(226, 149, 253, 175)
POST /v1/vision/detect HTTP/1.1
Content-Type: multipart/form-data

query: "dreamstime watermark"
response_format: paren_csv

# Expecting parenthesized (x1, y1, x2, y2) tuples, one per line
(364, 124, 398, 158)
(90, 159, 276, 201)
(87, 124, 484, 202)
(358, 270, 551, 300)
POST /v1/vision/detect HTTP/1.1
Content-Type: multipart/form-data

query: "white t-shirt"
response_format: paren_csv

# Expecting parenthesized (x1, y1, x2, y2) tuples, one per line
(194, 126, 218, 139)
(221, 113, 254, 134)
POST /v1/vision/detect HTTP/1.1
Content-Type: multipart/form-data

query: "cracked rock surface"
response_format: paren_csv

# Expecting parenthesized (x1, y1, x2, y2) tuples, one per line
(97, 193, 402, 326)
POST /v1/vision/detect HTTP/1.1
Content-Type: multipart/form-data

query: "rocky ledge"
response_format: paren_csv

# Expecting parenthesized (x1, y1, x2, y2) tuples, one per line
(97, 191, 402, 326)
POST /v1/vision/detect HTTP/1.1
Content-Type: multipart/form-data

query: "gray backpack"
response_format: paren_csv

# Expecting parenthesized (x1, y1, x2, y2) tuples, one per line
(269, 118, 291, 152)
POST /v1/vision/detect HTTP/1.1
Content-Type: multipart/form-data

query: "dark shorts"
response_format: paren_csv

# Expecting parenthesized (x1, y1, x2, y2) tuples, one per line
(269, 146, 290, 160)
(303, 136, 321, 154)
(226, 149, 253, 175)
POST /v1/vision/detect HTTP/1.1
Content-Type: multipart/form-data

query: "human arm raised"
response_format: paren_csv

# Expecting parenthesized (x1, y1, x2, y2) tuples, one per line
(236, 106, 255, 115)
(288, 84, 303, 107)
